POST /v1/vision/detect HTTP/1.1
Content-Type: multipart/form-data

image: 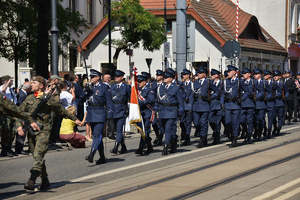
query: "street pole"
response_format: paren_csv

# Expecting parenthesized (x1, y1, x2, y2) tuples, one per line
(51, 0, 59, 75)
(176, 0, 187, 78)
(108, 0, 112, 69)
(164, 0, 167, 70)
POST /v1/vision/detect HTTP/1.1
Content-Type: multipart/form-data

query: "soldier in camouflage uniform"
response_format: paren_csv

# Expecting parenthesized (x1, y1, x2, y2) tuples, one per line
(16, 76, 81, 191)
(0, 93, 40, 156)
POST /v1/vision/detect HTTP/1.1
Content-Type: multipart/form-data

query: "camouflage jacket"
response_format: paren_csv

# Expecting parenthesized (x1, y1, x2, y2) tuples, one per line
(0, 93, 33, 122)
(16, 93, 77, 132)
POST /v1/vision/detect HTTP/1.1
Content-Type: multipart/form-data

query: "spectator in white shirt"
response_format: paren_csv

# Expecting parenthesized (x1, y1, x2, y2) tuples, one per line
(60, 81, 75, 109)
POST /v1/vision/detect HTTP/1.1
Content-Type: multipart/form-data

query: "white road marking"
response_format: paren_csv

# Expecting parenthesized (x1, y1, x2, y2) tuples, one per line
(252, 178, 300, 200)
(71, 125, 300, 183)
(273, 187, 300, 200)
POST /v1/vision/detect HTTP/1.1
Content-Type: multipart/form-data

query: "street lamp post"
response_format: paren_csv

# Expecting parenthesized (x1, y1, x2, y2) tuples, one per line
(146, 58, 152, 76)
(51, 0, 59, 76)
(164, 0, 167, 70)
(108, 0, 112, 69)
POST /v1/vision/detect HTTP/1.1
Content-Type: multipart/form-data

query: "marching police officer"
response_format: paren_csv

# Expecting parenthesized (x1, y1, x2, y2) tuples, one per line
(110, 70, 131, 154)
(209, 69, 224, 145)
(239, 68, 255, 144)
(135, 75, 155, 155)
(85, 69, 113, 164)
(192, 68, 210, 148)
(253, 69, 267, 141)
(180, 69, 193, 146)
(264, 70, 276, 138)
(152, 70, 164, 146)
(156, 69, 184, 155)
(273, 70, 285, 136)
(294, 72, 300, 121)
(283, 70, 295, 125)
(223, 65, 241, 147)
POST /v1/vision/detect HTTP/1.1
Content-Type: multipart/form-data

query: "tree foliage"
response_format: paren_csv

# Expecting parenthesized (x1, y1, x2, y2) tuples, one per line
(104, 0, 166, 66)
(0, 0, 87, 81)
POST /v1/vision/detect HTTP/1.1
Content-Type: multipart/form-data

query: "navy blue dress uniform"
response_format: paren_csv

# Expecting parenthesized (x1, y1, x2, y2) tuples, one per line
(239, 68, 255, 144)
(273, 70, 285, 136)
(192, 68, 210, 148)
(264, 70, 276, 138)
(253, 69, 267, 141)
(110, 70, 131, 154)
(283, 71, 295, 124)
(209, 69, 224, 145)
(223, 65, 241, 146)
(156, 69, 184, 155)
(85, 69, 113, 164)
(135, 75, 156, 155)
(180, 69, 193, 146)
(151, 70, 164, 146)
(294, 72, 300, 121)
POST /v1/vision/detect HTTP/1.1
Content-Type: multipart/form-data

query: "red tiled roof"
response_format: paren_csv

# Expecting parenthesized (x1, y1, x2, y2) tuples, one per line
(79, 0, 287, 55)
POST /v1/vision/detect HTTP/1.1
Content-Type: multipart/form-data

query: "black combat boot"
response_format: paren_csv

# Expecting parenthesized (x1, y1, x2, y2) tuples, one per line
(231, 136, 238, 147)
(85, 149, 96, 163)
(135, 138, 145, 155)
(119, 138, 127, 154)
(96, 143, 106, 165)
(24, 170, 40, 190)
(170, 137, 177, 154)
(145, 137, 153, 155)
(212, 132, 221, 145)
(110, 142, 120, 154)
(40, 161, 50, 190)
(197, 136, 205, 148)
(162, 144, 169, 156)
(182, 135, 191, 146)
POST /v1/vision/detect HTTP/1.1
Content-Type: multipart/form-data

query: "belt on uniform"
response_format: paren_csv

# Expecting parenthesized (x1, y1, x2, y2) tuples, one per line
(159, 103, 178, 106)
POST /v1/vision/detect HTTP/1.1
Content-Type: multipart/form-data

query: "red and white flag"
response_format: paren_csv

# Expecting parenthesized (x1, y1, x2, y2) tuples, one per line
(127, 70, 145, 140)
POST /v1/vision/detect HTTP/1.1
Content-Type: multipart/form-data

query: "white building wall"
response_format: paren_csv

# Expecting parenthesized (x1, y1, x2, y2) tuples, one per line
(0, 59, 14, 78)
(239, 0, 286, 48)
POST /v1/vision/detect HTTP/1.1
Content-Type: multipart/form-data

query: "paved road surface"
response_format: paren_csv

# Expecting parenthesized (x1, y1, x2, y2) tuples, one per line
(0, 124, 300, 200)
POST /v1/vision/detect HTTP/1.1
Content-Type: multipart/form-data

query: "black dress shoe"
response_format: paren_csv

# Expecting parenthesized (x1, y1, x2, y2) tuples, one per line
(96, 157, 106, 165)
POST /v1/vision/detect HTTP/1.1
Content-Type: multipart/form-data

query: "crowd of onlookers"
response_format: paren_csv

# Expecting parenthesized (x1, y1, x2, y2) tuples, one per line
(0, 73, 113, 157)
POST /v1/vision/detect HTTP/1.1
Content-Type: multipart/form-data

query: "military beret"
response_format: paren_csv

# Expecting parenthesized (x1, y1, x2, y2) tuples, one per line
(283, 70, 291, 74)
(196, 67, 208, 74)
(181, 69, 191, 75)
(156, 70, 164, 76)
(0, 75, 12, 82)
(264, 70, 272, 76)
(253, 68, 262, 75)
(137, 75, 147, 82)
(32, 76, 46, 86)
(227, 65, 238, 72)
(241, 68, 251, 75)
(297, 72, 300, 76)
(141, 72, 151, 79)
(211, 69, 221, 76)
(90, 69, 102, 77)
(273, 70, 282, 76)
(114, 70, 125, 77)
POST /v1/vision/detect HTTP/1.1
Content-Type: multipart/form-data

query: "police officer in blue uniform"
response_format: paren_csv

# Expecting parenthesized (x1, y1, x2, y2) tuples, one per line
(273, 70, 285, 136)
(239, 68, 255, 144)
(180, 69, 193, 146)
(264, 70, 276, 139)
(253, 69, 267, 141)
(110, 70, 131, 154)
(209, 69, 224, 145)
(192, 68, 210, 148)
(283, 70, 295, 125)
(135, 75, 156, 155)
(223, 65, 241, 147)
(85, 69, 113, 164)
(152, 70, 164, 146)
(156, 69, 184, 155)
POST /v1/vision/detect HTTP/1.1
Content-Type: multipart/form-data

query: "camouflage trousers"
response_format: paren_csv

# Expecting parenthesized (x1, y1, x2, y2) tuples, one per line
(0, 117, 16, 150)
(28, 131, 50, 175)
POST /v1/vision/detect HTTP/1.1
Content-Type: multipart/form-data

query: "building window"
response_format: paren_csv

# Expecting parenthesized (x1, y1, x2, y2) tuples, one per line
(69, 0, 76, 12)
(87, 0, 93, 24)
(69, 46, 77, 71)
(103, 0, 108, 18)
